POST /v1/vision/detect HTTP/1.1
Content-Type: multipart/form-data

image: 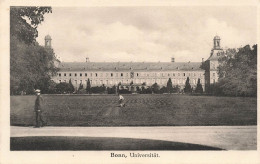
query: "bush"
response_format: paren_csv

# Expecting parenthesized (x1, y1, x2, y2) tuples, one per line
(107, 85, 116, 94)
(55, 82, 74, 94)
(91, 85, 106, 94)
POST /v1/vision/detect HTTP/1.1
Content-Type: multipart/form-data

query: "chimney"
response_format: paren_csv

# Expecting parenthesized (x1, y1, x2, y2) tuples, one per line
(86, 57, 89, 62)
(171, 57, 175, 62)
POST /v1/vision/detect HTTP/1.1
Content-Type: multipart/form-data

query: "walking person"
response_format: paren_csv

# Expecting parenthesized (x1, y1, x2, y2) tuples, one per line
(118, 94, 125, 107)
(34, 89, 46, 128)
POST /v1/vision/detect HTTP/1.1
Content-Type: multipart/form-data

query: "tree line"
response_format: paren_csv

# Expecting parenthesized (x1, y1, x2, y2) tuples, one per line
(47, 77, 204, 94)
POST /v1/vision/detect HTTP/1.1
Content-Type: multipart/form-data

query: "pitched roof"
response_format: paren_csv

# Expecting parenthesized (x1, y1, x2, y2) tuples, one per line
(57, 62, 203, 72)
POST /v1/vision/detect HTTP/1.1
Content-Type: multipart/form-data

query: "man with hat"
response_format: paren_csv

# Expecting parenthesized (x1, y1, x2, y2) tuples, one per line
(34, 89, 46, 127)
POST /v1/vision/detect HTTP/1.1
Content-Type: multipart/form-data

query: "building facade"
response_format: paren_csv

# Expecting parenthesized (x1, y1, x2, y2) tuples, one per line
(50, 35, 223, 92)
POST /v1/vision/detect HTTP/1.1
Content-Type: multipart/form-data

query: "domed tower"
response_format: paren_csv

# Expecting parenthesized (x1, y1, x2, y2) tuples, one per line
(45, 35, 52, 48)
(213, 35, 221, 50)
(204, 35, 224, 93)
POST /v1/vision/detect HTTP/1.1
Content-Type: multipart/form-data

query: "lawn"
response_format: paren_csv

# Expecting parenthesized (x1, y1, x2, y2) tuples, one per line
(10, 94, 257, 126)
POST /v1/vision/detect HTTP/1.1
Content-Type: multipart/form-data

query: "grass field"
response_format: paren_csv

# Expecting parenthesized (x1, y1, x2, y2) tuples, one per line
(10, 94, 257, 126)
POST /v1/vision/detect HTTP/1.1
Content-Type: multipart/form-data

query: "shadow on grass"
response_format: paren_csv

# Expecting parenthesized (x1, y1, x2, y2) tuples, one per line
(11, 136, 224, 150)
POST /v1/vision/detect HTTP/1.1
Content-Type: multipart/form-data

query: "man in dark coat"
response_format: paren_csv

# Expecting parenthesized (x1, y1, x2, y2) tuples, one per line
(34, 89, 46, 127)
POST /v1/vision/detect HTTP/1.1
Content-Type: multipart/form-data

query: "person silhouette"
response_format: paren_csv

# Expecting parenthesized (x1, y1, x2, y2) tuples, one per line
(34, 89, 46, 127)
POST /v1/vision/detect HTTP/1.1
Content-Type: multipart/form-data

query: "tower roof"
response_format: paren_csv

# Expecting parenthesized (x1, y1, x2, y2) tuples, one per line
(214, 35, 220, 40)
(45, 35, 52, 40)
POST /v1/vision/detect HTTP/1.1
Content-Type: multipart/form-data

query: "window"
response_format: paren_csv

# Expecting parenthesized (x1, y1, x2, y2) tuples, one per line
(121, 73, 123, 77)
(183, 73, 185, 76)
(80, 80, 82, 83)
(168, 73, 170, 76)
(213, 73, 215, 77)
(64, 73, 66, 76)
(75, 73, 77, 77)
(95, 73, 98, 77)
(137, 73, 139, 77)
(111, 73, 113, 77)
(173, 73, 175, 76)
(64, 80, 66, 82)
(80, 73, 82, 77)
(59, 80, 61, 83)
(178, 73, 180, 76)
(69, 73, 71, 77)
(58, 73, 61, 77)
(85, 73, 87, 76)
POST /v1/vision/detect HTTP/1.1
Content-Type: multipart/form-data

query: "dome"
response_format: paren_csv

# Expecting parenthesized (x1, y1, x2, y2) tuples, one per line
(45, 35, 52, 40)
(214, 35, 220, 40)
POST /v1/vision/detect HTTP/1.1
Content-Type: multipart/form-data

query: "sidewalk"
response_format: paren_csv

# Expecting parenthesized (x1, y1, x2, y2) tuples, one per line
(11, 126, 257, 150)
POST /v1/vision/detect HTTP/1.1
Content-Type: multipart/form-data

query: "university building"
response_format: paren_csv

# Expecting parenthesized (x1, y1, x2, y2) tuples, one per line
(47, 35, 223, 92)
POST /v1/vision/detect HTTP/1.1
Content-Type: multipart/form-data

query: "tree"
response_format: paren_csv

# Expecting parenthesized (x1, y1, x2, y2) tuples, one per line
(10, 7, 58, 95)
(184, 77, 192, 93)
(166, 78, 173, 93)
(217, 45, 257, 96)
(86, 78, 91, 94)
(151, 83, 160, 94)
(10, 7, 52, 44)
(68, 79, 75, 93)
(195, 78, 203, 94)
(78, 83, 83, 90)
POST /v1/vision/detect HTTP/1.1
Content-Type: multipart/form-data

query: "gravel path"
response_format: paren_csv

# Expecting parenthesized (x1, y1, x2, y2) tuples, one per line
(11, 126, 257, 150)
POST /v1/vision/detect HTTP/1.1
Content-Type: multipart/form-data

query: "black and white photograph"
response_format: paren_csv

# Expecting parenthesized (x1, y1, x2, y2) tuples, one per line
(0, 1, 259, 164)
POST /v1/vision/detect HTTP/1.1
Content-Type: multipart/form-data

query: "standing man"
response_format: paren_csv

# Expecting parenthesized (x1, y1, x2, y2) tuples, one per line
(34, 89, 45, 128)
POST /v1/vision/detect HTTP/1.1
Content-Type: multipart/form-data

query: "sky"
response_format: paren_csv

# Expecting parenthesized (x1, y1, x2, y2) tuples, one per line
(36, 6, 257, 62)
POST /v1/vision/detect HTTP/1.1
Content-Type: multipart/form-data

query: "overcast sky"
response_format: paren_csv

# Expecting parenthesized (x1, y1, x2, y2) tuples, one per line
(36, 6, 257, 62)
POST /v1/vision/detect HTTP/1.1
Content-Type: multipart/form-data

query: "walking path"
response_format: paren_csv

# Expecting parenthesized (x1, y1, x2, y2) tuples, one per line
(11, 126, 257, 150)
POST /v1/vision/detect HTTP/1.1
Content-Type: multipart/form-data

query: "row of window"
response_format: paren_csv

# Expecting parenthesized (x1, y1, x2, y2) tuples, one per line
(58, 72, 204, 78)
(58, 78, 204, 85)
